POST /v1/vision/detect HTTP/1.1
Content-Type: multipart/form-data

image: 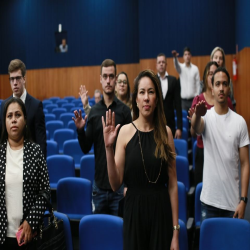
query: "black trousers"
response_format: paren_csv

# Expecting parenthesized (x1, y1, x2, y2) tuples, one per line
(1, 237, 28, 250)
(194, 147, 204, 186)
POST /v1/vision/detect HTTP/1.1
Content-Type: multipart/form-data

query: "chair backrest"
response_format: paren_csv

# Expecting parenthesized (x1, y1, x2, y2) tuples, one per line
(193, 140, 197, 170)
(60, 113, 74, 127)
(43, 108, 48, 114)
(200, 218, 250, 250)
(54, 129, 75, 153)
(178, 181, 187, 224)
(46, 140, 59, 157)
(56, 99, 68, 107)
(67, 121, 77, 138)
(63, 139, 84, 169)
(47, 155, 75, 190)
(48, 97, 60, 103)
(176, 156, 190, 192)
(72, 100, 82, 107)
(43, 100, 53, 106)
(54, 212, 73, 250)
(46, 120, 64, 140)
(182, 109, 188, 119)
(195, 182, 202, 227)
(174, 139, 188, 159)
(45, 113, 56, 124)
(46, 130, 49, 140)
(80, 155, 95, 184)
(45, 104, 59, 112)
(70, 107, 85, 117)
(52, 108, 67, 120)
(182, 118, 189, 132)
(57, 177, 92, 220)
(179, 219, 188, 250)
(181, 127, 188, 142)
(63, 96, 76, 102)
(79, 214, 123, 250)
(61, 103, 75, 112)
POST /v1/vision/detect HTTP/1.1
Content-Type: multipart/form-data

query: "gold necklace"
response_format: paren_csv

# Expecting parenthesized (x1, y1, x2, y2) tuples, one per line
(137, 130, 162, 184)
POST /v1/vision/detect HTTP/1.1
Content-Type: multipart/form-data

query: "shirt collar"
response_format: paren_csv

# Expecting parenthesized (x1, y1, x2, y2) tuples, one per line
(100, 95, 118, 107)
(157, 71, 168, 79)
(13, 88, 27, 104)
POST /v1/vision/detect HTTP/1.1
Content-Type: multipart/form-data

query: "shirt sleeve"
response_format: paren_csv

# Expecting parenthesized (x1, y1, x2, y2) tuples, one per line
(173, 57, 181, 74)
(239, 117, 250, 148)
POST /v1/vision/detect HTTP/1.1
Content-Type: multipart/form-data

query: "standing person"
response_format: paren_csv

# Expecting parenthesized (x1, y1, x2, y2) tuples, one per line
(172, 47, 200, 111)
(0, 59, 46, 157)
(73, 59, 132, 215)
(116, 72, 132, 111)
(156, 53, 182, 139)
(80, 88, 102, 116)
(201, 47, 236, 110)
(0, 98, 50, 249)
(190, 62, 233, 185)
(191, 67, 249, 223)
(102, 70, 179, 249)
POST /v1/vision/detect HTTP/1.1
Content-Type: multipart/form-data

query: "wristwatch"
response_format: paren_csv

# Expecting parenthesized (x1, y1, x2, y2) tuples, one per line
(240, 197, 248, 204)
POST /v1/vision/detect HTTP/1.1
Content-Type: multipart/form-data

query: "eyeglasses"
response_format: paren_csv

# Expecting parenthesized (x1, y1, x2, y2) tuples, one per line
(102, 74, 115, 80)
(117, 80, 127, 85)
(9, 76, 23, 83)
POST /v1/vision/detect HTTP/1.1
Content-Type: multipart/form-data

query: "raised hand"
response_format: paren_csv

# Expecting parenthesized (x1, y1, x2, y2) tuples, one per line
(172, 50, 179, 57)
(195, 101, 207, 117)
(187, 107, 195, 121)
(79, 85, 89, 108)
(72, 109, 88, 130)
(102, 109, 120, 148)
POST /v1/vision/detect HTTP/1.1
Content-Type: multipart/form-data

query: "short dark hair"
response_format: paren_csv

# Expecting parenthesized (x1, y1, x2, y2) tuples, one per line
(1, 97, 31, 144)
(202, 61, 219, 92)
(211, 67, 230, 86)
(100, 59, 116, 76)
(156, 53, 166, 59)
(183, 47, 191, 54)
(8, 59, 26, 77)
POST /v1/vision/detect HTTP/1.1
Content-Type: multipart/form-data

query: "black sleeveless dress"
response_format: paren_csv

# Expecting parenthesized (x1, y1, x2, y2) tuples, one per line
(123, 123, 173, 250)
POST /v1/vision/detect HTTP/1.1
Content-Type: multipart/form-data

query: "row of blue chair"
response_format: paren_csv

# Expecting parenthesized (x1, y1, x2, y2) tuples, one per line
(47, 154, 95, 189)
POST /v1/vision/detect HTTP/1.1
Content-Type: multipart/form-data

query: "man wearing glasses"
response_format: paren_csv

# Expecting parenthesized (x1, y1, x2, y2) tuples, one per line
(73, 59, 131, 215)
(0, 59, 46, 157)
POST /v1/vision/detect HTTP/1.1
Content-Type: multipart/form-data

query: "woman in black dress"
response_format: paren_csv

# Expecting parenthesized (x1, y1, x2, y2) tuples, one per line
(102, 69, 179, 250)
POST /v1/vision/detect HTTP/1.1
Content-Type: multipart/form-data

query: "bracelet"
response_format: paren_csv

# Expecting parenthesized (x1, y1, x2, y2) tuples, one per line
(173, 225, 180, 231)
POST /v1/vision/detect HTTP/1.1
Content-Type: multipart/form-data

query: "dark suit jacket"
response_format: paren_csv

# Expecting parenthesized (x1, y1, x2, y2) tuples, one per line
(0, 93, 47, 157)
(158, 75, 182, 136)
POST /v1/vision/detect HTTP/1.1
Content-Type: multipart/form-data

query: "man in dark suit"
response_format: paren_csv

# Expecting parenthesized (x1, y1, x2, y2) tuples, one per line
(0, 59, 46, 157)
(156, 53, 182, 138)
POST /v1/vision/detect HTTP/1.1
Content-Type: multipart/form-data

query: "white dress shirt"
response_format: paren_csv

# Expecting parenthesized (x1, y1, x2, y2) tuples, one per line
(13, 88, 27, 104)
(158, 72, 168, 99)
(174, 58, 200, 99)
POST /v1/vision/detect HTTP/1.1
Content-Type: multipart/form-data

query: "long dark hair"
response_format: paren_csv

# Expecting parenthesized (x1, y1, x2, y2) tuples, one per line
(0, 97, 31, 144)
(202, 61, 218, 92)
(132, 69, 175, 163)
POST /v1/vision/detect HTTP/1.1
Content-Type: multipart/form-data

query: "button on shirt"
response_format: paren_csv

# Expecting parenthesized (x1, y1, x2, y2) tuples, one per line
(78, 96, 132, 189)
(174, 58, 200, 99)
(158, 72, 168, 99)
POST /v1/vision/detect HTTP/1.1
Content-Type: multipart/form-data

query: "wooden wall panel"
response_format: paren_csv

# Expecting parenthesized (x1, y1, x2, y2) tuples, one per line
(235, 47, 250, 131)
(0, 75, 12, 100)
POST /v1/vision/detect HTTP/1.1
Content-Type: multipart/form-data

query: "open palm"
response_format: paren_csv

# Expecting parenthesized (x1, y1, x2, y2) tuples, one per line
(102, 110, 120, 148)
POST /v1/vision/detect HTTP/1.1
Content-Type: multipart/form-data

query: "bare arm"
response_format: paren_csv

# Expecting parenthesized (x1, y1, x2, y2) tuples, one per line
(167, 126, 179, 250)
(102, 110, 126, 191)
(234, 145, 249, 218)
(191, 101, 206, 134)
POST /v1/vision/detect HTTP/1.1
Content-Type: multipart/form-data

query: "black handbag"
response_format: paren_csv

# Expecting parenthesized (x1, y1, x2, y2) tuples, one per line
(27, 194, 66, 250)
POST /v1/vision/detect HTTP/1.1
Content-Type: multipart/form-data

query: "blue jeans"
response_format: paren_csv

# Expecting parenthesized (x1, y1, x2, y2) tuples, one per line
(92, 181, 124, 215)
(201, 202, 235, 224)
